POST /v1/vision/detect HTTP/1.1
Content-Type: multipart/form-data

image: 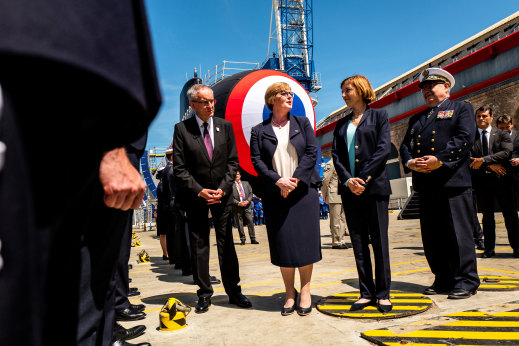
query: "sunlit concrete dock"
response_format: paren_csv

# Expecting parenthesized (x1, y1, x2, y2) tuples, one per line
(125, 212, 519, 345)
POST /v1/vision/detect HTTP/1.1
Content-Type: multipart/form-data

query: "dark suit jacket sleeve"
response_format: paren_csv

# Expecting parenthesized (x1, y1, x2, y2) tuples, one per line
(331, 118, 353, 184)
(435, 102, 475, 169)
(172, 122, 204, 196)
(244, 181, 253, 202)
(482, 129, 512, 164)
(399, 115, 418, 174)
(250, 125, 282, 184)
(292, 116, 318, 185)
(513, 134, 519, 159)
(357, 110, 391, 184)
(217, 121, 239, 195)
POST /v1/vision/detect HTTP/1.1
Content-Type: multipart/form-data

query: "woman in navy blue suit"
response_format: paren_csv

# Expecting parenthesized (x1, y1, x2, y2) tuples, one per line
(332, 75, 393, 312)
(250, 82, 321, 316)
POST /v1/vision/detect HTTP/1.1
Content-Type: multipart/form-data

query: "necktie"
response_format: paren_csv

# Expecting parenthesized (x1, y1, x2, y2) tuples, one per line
(238, 181, 245, 202)
(482, 130, 489, 156)
(203, 122, 213, 160)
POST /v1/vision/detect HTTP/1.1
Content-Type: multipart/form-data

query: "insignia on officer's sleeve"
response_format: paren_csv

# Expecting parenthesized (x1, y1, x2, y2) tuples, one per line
(410, 129, 414, 135)
(437, 110, 454, 119)
(422, 70, 429, 77)
(410, 139, 414, 149)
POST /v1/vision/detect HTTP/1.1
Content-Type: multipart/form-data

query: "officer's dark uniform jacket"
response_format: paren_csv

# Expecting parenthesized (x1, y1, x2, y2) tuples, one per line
(400, 98, 476, 190)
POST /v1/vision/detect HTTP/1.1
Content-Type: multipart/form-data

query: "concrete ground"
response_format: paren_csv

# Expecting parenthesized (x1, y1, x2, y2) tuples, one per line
(124, 212, 519, 345)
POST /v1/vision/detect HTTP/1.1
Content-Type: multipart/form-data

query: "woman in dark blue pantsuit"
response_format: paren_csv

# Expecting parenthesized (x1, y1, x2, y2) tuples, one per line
(250, 82, 321, 316)
(332, 75, 393, 313)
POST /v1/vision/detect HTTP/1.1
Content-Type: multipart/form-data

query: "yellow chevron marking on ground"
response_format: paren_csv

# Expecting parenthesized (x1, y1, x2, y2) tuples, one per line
(332, 292, 426, 297)
(363, 329, 519, 340)
(383, 344, 476, 346)
(445, 320, 519, 327)
(335, 313, 400, 318)
(479, 267, 519, 275)
(321, 298, 431, 304)
(481, 284, 519, 289)
(318, 305, 430, 311)
(391, 268, 430, 275)
(446, 311, 519, 317)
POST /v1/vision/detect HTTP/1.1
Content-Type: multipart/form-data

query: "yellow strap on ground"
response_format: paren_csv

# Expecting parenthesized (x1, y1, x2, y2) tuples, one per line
(446, 311, 519, 317)
(363, 329, 519, 340)
(337, 313, 400, 318)
(332, 292, 425, 297)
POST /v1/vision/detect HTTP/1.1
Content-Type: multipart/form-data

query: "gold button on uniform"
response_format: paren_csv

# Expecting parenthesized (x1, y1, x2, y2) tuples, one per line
(418, 135, 421, 138)
(432, 131, 436, 134)
(417, 143, 421, 146)
(417, 150, 421, 153)
(355, 159, 359, 163)
(431, 148, 435, 151)
(431, 139, 435, 142)
(355, 145, 358, 149)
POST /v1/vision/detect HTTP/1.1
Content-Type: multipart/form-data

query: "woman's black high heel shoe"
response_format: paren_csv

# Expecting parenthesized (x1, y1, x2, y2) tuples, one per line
(281, 289, 298, 316)
(350, 298, 374, 311)
(377, 299, 392, 313)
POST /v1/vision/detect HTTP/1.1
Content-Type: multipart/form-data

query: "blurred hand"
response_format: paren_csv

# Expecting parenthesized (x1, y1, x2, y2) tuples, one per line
(470, 157, 484, 170)
(99, 147, 145, 210)
(422, 155, 442, 170)
(276, 177, 297, 193)
(511, 158, 519, 167)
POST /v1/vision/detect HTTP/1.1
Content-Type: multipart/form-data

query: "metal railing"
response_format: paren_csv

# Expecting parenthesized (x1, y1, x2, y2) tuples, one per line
(204, 61, 260, 86)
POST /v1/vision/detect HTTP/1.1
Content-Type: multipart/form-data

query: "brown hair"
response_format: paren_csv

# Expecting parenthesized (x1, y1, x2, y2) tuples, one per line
(340, 75, 376, 104)
(264, 82, 291, 111)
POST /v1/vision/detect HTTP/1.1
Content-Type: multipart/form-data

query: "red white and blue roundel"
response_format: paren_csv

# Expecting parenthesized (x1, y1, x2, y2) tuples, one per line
(221, 70, 315, 176)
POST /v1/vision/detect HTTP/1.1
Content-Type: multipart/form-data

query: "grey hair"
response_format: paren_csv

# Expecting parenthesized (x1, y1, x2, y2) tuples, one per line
(187, 84, 212, 101)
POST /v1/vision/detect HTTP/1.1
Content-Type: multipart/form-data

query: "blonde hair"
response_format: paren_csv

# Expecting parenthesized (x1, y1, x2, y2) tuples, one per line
(340, 75, 376, 104)
(264, 82, 291, 111)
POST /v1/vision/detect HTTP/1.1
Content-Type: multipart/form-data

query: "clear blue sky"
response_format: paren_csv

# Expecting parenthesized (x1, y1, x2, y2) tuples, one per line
(144, 0, 518, 150)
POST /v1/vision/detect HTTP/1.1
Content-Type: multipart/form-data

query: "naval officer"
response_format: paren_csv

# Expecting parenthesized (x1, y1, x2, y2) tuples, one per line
(400, 67, 480, 299)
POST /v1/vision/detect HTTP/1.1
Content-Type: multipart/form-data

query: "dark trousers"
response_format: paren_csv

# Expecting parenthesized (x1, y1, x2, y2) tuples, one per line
(173, 207, 191, 271)
(475, 176, 519, 251)
(233, 207, 256, 242)
(114, 213, 133, 312)
(186, 202, 241, 299)
(472, 189, 483, 242)
(342, 193, 391, 300)
(419, 187, 480, 291)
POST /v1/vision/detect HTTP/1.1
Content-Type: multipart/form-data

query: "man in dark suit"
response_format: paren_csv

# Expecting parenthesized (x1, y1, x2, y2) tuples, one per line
(470, 107, 519, 258)
(173, 84, 251, 313)
(232, 171, 258, 245)
(400, 67, 480, 299)
(496, 114, 519, 212)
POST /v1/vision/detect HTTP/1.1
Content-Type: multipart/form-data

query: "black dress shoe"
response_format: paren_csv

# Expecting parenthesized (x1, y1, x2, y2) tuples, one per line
(423, 285, 449, 295)
(128, 264, 133, 270)
(128, 290, 140, 297)
(162, 255, 169, 260)
(483, 250, 495, 258)
(297, 305, 312, 316)
(240, 240, 246, 245)
(112, 339, 150, 346)
(114, 323, 146, 341)
(377, 300, 392, 313)
(281, 290, 298, 316)
(115, 308, 146, 321)
(251, 240, 259, 244)
(182, 269, 192, 276)
(228, 292, 252, 308)
(513, 249, 519, 258)
(350, 299, 374, 311)
(130, 287, 138, 293)
(475, 240, 485, 250)
(129, 303, 145, 312)
(448, 288, 477, 299)
(210, 276, 221, 284)
(195, 297, 211, 313)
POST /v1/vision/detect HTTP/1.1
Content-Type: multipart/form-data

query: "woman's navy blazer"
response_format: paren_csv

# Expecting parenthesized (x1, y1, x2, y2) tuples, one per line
(332, 107, 392, 196)
(250, 114, 320, 192)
